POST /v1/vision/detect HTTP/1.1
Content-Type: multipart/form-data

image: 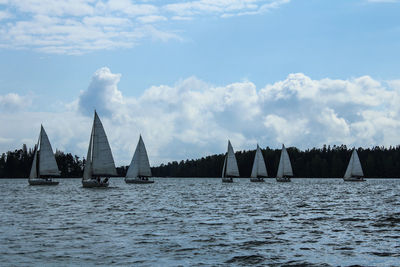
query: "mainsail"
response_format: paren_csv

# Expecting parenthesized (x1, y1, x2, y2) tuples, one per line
(222, 140, 240, 177)
(126, 135, 152, 178)
(29, 126, 60, 179)
(38, 126, 60, 176)
(83, 111, 117, 179)
(344, 149, 364, 178)
(29, 144, 38, 179)
(83, 126, 94, 181)
(221, 156, 227, 177)
(251, 144, 268, 178)
(276, 144, 293, 178)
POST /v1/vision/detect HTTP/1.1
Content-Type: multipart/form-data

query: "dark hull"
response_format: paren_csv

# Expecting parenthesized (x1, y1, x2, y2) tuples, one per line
(343, 177, 365, 182)
(250, 178, 265, 182)
(82, 180, 109, 188)
(28, 179, 59, 186)
(276, 177, 291, 182)
(125, 178, 154, 184)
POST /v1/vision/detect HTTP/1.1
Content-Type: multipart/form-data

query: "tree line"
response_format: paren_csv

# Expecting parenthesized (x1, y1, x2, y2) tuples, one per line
(1, 144, 399, 178)
(151, 145, 400, 178)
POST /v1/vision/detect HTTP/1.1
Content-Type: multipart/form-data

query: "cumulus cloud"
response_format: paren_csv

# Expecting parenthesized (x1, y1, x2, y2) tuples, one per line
(0, 0, 290, 54)
(1, 68, 400, 167)
(78, 67, 123, 116)
(0, 93, 32, 111)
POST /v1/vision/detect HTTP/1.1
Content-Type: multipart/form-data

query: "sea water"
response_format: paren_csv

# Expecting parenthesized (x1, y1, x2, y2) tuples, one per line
(0, 178, 399, 266)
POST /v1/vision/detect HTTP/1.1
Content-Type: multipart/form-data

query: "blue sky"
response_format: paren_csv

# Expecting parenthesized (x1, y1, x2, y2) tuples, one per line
(1, 0, 400, 166)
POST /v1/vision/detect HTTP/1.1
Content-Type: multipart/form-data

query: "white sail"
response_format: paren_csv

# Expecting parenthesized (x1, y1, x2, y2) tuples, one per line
(91, 112, 117, 176)
(344, 149, 364, 178)
(126, 135, 152, 178)
(83, 125, 94, 181)
(29, 144, 38, 179)
(251, 144, 268, 178)
(276, 144, 293, 178)
(38, 126, 60, 176)
(223, 140, 240, 177)
(221, 156, 227, 177)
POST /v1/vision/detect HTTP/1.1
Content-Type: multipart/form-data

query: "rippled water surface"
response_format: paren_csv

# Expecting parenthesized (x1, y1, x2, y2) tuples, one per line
(1, 178, 400, 266)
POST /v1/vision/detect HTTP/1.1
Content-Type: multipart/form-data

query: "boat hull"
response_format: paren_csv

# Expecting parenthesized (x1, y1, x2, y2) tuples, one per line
(28, 179, 59, 186)
(276, 177, 291, 182)
(250, 178, 265, 182)
(82, 179, 109, 188)
(343, 177, 365, 182)
(222, 178, 234, 183)
(125, 178, 154, 184)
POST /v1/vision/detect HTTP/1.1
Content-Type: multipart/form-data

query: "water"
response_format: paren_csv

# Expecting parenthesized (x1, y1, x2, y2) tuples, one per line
(1, 178, 399, 266)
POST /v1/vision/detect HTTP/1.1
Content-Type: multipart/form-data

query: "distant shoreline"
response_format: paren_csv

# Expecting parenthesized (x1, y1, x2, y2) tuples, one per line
(2, 177, 400, 179)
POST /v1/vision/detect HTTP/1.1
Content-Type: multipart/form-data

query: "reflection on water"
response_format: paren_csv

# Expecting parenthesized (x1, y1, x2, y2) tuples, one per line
(0, 178, 399, 266)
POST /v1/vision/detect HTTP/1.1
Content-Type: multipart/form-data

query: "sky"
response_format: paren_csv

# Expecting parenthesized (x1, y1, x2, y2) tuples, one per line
(1, 0, 400, 166)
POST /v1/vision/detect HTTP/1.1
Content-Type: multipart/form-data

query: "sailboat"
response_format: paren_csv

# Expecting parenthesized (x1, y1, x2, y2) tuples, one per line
(276, 144, 293, 182)
(28, 125, 60, 185)
(250, 144, 268, 182)
(82, 111, 117, 188)
(222, 140, 240, 183)
(125, 135, 154, 184)
(343, 148, 365, 182)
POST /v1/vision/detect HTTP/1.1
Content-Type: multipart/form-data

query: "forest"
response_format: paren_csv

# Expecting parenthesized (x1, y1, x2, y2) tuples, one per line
(1, 144, 399, 178)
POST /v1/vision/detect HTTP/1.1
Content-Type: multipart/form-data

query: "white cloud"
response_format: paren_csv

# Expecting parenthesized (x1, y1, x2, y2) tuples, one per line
(0, 10, 12, 20)
(0, 93, 31, 110)
(164, 0, 290, 17)
(78, 66, 123, 116)
(0, 0, 290, 54)
(1, 69, 400, 167)
(137, 15, 167, 24)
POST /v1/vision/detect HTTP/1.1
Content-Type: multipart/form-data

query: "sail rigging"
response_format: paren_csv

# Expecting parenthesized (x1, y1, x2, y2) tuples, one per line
(29, 145, 38, 179)
(251, 144, 268, 178)
(276, 144, 293, 178)
(344, 149, 364, 178)
(126, 135, 152, 178)
(83, 111, 117, 180)
(29, 125, 60, 179)
(38, 126, 60, 176)
(222, 140, 239, 177)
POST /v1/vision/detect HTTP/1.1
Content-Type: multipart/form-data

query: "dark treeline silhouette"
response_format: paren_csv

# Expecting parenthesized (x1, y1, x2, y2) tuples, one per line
(0, 145, 83, 178)
(151, 144, 400, 178)
(0, 144, 127, 178)
(1, 144, 400, 178)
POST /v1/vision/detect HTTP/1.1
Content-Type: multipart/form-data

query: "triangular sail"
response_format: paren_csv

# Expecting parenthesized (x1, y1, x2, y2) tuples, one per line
(276, 144, 293, 178)
(91, 112, 117, 176)
(221, 156, 227, 177)
(126, 135, 152, 178)
(344, 149, 364, 178)
(251, 144, 268, 178)
(83, 125, 94, 181)
(29, 144, 38, 179)
(38, 126, 60, 176)
(224, 140, 240, 177)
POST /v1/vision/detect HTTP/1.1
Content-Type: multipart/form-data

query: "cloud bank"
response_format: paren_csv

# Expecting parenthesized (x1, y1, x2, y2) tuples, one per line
(1, 67, 400, 166)
(0, 0, 290, 54)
